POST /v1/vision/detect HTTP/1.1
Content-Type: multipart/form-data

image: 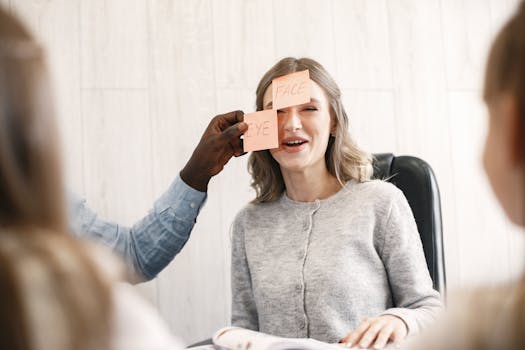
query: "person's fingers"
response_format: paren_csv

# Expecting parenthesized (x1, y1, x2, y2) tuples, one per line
(209, 144, 235, 176)
(216, 110, 245, 128)
(340, 319, 372, 347)
(232, 147, 246, 157)
(357, 321, 384, 349)
(224, 124, 246, 156)
(218, 151, 233, 169)
(221, 122, 248, 157)
(233, 110, 244, 123)
(372, 325, 393, 349)
(233, 143, 246, 157)
(222, 121, 248, 139)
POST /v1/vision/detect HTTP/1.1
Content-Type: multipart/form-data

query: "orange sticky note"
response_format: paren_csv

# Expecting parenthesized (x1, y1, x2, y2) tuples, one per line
(243, 110, 279, 152)
(272, 70, 311, 110)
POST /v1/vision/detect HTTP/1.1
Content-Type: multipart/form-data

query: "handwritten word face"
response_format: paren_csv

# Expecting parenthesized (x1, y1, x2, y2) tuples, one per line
(263, 80, 334, 175)
(274, 81, 308, 98)
(271, 70, 311, 110)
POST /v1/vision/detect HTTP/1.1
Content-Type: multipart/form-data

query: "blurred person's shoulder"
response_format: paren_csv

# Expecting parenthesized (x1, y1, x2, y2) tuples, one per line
(82, 239, 131, 281)
(83, 240, 185, 349)
(110, 283, 185, 350)
(400, 282, 525, 350)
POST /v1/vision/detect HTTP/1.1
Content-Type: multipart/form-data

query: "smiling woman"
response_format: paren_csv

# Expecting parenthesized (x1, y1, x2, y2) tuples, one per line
(229, 57, 443, 349)
(250, 57, 373, 204)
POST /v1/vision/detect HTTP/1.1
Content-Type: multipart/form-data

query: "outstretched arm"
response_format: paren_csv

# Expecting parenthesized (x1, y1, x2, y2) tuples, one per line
(69, 111, 247, 281)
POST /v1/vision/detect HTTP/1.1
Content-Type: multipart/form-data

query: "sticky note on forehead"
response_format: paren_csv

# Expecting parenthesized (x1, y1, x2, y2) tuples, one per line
(271, 70, 311, 110)
(243, 110, 279, 152)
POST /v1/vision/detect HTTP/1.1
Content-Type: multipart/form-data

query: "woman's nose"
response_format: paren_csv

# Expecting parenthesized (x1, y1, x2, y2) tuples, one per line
(282, 109, 302, 132)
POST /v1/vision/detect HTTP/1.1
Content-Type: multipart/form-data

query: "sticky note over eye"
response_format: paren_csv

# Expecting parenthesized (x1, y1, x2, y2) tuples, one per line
(243, 110, 278, 152)
(272, 70, 311, 110)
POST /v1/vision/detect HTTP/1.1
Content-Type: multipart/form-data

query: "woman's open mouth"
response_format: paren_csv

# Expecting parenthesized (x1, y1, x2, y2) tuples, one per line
(281, 138, 308, 152)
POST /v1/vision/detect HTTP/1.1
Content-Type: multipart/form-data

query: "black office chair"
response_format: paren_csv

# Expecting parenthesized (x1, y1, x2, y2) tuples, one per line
(372, 153, 446, 295)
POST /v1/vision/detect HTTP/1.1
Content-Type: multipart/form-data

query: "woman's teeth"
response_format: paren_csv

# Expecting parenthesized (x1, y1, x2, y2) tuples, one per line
(285, 140, 305, 146)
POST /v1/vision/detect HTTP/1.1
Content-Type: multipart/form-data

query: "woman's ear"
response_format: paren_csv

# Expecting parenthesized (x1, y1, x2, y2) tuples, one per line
(330, 117, 337, 135)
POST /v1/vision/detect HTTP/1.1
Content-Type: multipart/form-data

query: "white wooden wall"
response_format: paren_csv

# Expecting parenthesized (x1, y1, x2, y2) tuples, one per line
(5, 0, 525, 344)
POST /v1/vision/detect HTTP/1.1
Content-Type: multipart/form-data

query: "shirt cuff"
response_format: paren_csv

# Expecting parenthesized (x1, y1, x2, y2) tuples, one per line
(154, 174, 207, 226)
(381, 308, 417, 336)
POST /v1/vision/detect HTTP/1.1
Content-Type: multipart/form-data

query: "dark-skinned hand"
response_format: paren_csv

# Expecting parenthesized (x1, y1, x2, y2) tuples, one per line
(180, 110, 248, 192)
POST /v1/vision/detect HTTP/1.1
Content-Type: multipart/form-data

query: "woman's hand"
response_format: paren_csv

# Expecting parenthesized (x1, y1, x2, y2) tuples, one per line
(339, 315, 408, 349)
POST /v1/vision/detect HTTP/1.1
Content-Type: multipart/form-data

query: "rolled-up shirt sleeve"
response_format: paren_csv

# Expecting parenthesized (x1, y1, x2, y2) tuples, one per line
(68, 174, 207, 281)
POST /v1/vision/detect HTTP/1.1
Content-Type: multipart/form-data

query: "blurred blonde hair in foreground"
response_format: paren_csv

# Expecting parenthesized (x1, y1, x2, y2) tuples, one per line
(0, 5, 186, 350)
(0, 5, 115, 350)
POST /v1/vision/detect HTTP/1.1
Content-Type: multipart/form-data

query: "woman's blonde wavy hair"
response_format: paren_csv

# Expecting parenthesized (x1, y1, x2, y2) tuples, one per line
(249, 57, 372, 203)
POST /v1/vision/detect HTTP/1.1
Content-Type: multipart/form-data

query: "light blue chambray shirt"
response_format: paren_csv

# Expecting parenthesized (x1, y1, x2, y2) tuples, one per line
(68, 175, 206, 281)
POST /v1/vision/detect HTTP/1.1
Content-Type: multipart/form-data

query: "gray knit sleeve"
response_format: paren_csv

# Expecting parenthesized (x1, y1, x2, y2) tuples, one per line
(230, 210, 259, 330)
(379, 189, 443, 335)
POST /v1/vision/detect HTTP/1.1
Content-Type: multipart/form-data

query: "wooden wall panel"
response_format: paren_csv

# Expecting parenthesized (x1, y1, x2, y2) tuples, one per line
(81, 90, 157, 303)
(273, 0, 337, 76)
(341, 90, 397, 154)
(441, 0, 492, 90)
(334, 0, 392, 89)
(148, 0, 219, 189)
(447, 92, 512, 286)
(212, 0, 275, 90)
(80, 0, 148, 88)
(10, 0, 84, 190)
(386, 0, 461, 287)
(147, 0, 228, 343)
(489, 0, 522, 31)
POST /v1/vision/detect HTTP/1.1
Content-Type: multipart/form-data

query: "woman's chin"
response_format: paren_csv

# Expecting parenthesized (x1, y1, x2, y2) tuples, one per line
(274, 159, 304, 172)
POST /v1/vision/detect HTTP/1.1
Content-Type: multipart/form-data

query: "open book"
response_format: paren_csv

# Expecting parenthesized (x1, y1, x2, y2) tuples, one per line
(193, 326, 345, 350)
